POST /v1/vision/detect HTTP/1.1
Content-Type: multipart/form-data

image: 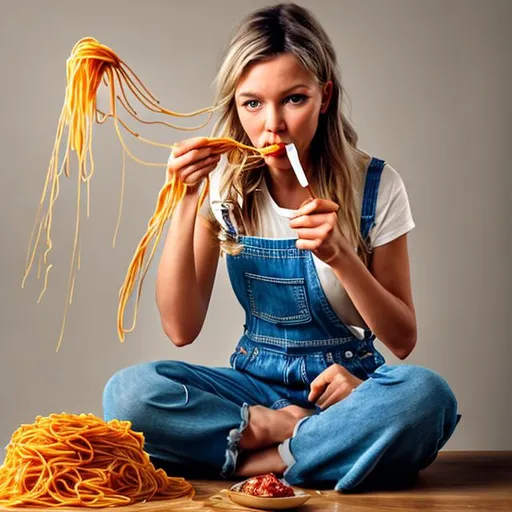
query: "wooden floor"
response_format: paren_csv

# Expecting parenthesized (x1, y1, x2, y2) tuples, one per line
(193, 451, 512, 512)
(0, 452, 509, 512)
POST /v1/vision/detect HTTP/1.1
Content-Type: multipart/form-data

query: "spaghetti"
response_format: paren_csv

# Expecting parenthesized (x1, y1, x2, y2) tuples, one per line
(117, 137, 281, 342)
(21, 37, 280, 349)
(0, 413, 198, 508)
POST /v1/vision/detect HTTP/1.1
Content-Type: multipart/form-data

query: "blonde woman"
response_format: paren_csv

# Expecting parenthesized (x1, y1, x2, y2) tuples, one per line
(103, 3, 459, 491)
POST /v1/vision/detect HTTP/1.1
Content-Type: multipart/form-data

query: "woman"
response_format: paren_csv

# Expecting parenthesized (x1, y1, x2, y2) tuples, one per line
(103, 3, 459, 491)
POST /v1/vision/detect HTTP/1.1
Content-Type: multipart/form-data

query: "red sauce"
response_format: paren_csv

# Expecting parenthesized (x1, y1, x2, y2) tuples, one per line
(240, 473, 295, 497)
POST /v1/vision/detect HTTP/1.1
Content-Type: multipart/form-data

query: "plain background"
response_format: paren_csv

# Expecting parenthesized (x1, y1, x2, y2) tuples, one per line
(0, 0, 510, 462)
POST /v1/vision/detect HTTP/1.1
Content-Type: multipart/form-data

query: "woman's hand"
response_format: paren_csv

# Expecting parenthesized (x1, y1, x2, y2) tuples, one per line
(289, 198, 351, 264)
(308, 363, 363, 410)
(167, 137, 220, 189)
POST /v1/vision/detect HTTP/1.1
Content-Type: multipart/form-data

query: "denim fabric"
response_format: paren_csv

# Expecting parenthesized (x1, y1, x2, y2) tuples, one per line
(278, 364, 459, 490)
(103, 361, 272, 475)
(102, 157, 460, 490)
(360, 157, 385, 242)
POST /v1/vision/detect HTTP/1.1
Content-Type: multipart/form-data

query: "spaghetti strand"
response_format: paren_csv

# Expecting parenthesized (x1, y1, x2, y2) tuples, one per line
(23, 37, 282, 348)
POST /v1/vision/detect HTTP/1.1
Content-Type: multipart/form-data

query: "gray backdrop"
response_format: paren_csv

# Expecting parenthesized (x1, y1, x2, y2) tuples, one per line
(0, 0, 510, 461)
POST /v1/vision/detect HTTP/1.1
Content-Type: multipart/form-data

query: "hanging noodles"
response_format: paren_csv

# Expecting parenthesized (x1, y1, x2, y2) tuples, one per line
(21, 37, 281, 349)
(0, 413, 201, 508)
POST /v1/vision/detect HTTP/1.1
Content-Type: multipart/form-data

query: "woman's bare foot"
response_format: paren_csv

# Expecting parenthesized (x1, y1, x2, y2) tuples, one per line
(280, 404, 316, 421)
(235, 445, 286, 477)
(239, 404, 314, 451)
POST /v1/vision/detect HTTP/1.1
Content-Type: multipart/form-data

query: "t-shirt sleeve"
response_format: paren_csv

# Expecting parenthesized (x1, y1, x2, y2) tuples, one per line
(197, 159, 225, 219)
(368, 163, 415, 248)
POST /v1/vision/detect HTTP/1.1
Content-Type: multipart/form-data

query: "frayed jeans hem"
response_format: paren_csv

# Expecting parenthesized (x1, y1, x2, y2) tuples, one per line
(220, 403, 250, 478)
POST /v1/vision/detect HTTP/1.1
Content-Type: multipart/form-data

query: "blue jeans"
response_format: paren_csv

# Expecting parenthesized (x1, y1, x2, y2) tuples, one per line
(103, 159, 460, 490)
(103, 358, 458, 490)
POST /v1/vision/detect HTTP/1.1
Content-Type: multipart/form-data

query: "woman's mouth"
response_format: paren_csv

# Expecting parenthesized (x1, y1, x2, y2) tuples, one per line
(263, 143, 286, 157)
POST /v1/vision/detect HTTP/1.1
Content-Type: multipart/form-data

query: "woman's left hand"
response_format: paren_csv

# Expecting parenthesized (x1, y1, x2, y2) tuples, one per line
(308, 363, 363, 410)
(289, 198, 351, 264)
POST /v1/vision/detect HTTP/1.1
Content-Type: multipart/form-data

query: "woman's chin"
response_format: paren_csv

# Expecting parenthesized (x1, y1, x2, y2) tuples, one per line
(264, 154, 292, 171)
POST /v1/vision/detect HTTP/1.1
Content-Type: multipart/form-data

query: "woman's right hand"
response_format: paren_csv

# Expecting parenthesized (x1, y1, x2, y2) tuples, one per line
(167, 137, 221, 188)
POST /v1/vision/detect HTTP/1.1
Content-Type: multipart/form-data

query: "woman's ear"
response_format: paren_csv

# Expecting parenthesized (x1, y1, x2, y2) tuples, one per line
(320, 80, 333, 113)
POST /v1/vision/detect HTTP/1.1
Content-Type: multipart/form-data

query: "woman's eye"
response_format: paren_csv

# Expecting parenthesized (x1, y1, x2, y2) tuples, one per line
(286, 94, 307, 105)
(244, 100, 261, 109)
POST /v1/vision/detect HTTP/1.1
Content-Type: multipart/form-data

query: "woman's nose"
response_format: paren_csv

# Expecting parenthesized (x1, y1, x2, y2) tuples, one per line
(264, 106, 286, 133)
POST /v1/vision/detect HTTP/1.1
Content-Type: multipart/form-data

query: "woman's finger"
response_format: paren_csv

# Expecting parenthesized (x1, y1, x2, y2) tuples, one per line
(171, 137, 210, 158)
(315, 385, 337, 409)
(293, 198, 339, 218)
(295, 224, 333, 241)
(174, 147, 214, 170)
(289, 213, 336, 229)
(308, 378, 329, 403)
(316, 375, 354, 409)
(319, 389, 348, 410)
(181, 155, 220, 180)
(182, 163, 219, 187)
(309, 364, 348, 403)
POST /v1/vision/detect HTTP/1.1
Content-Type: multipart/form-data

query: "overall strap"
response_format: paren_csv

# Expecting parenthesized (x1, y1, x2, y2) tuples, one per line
(360, 157, 385, 242)
(359, 157, 385, 342)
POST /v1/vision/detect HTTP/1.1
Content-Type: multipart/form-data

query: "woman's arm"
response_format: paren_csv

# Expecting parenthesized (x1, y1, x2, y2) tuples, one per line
(156, 138, 221, 347)
(290, 198, 416, 359)
(156, 189, 220, 346)
(329, 234, 417, 359)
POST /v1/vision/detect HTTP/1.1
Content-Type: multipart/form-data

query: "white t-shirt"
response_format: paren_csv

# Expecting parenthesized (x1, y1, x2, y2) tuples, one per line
(201, 159, 415, 338)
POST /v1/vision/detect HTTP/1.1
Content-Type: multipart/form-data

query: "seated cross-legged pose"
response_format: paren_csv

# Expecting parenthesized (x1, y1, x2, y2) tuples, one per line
(103, 2, 460, 492)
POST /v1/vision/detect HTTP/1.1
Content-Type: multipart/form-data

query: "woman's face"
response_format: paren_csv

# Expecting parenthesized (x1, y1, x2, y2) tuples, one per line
(235, 53, 331, 173)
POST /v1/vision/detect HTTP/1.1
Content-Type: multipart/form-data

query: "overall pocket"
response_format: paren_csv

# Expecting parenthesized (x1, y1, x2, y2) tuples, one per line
(244, 272, 311, 325)
(229, 345, 256, 371)
(230, 343, 289, 384)
(357, 345, 385, 376)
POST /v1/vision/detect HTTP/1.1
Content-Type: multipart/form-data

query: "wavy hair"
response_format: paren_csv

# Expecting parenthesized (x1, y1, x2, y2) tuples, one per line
(210, 3, 371, 264)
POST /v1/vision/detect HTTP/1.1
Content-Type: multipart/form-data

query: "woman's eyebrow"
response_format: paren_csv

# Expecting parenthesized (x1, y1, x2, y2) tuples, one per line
(237, 84, 312, 99)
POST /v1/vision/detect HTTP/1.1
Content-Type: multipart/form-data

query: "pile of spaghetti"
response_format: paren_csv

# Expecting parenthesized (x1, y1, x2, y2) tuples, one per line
(22, 37, 279, 349)
(0, 413, 198, 508)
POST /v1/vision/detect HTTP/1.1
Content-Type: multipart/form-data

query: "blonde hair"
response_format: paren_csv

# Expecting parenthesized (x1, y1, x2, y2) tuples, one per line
(210, 3, 371, 264)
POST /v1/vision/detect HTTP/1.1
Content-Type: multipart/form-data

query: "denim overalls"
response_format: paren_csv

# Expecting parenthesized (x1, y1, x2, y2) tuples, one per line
(103, 157, 460, 490)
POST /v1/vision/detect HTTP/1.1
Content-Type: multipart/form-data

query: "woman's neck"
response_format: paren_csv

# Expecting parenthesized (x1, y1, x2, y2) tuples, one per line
(264, 170, 311, 210)
(261, 145, 371, 210)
